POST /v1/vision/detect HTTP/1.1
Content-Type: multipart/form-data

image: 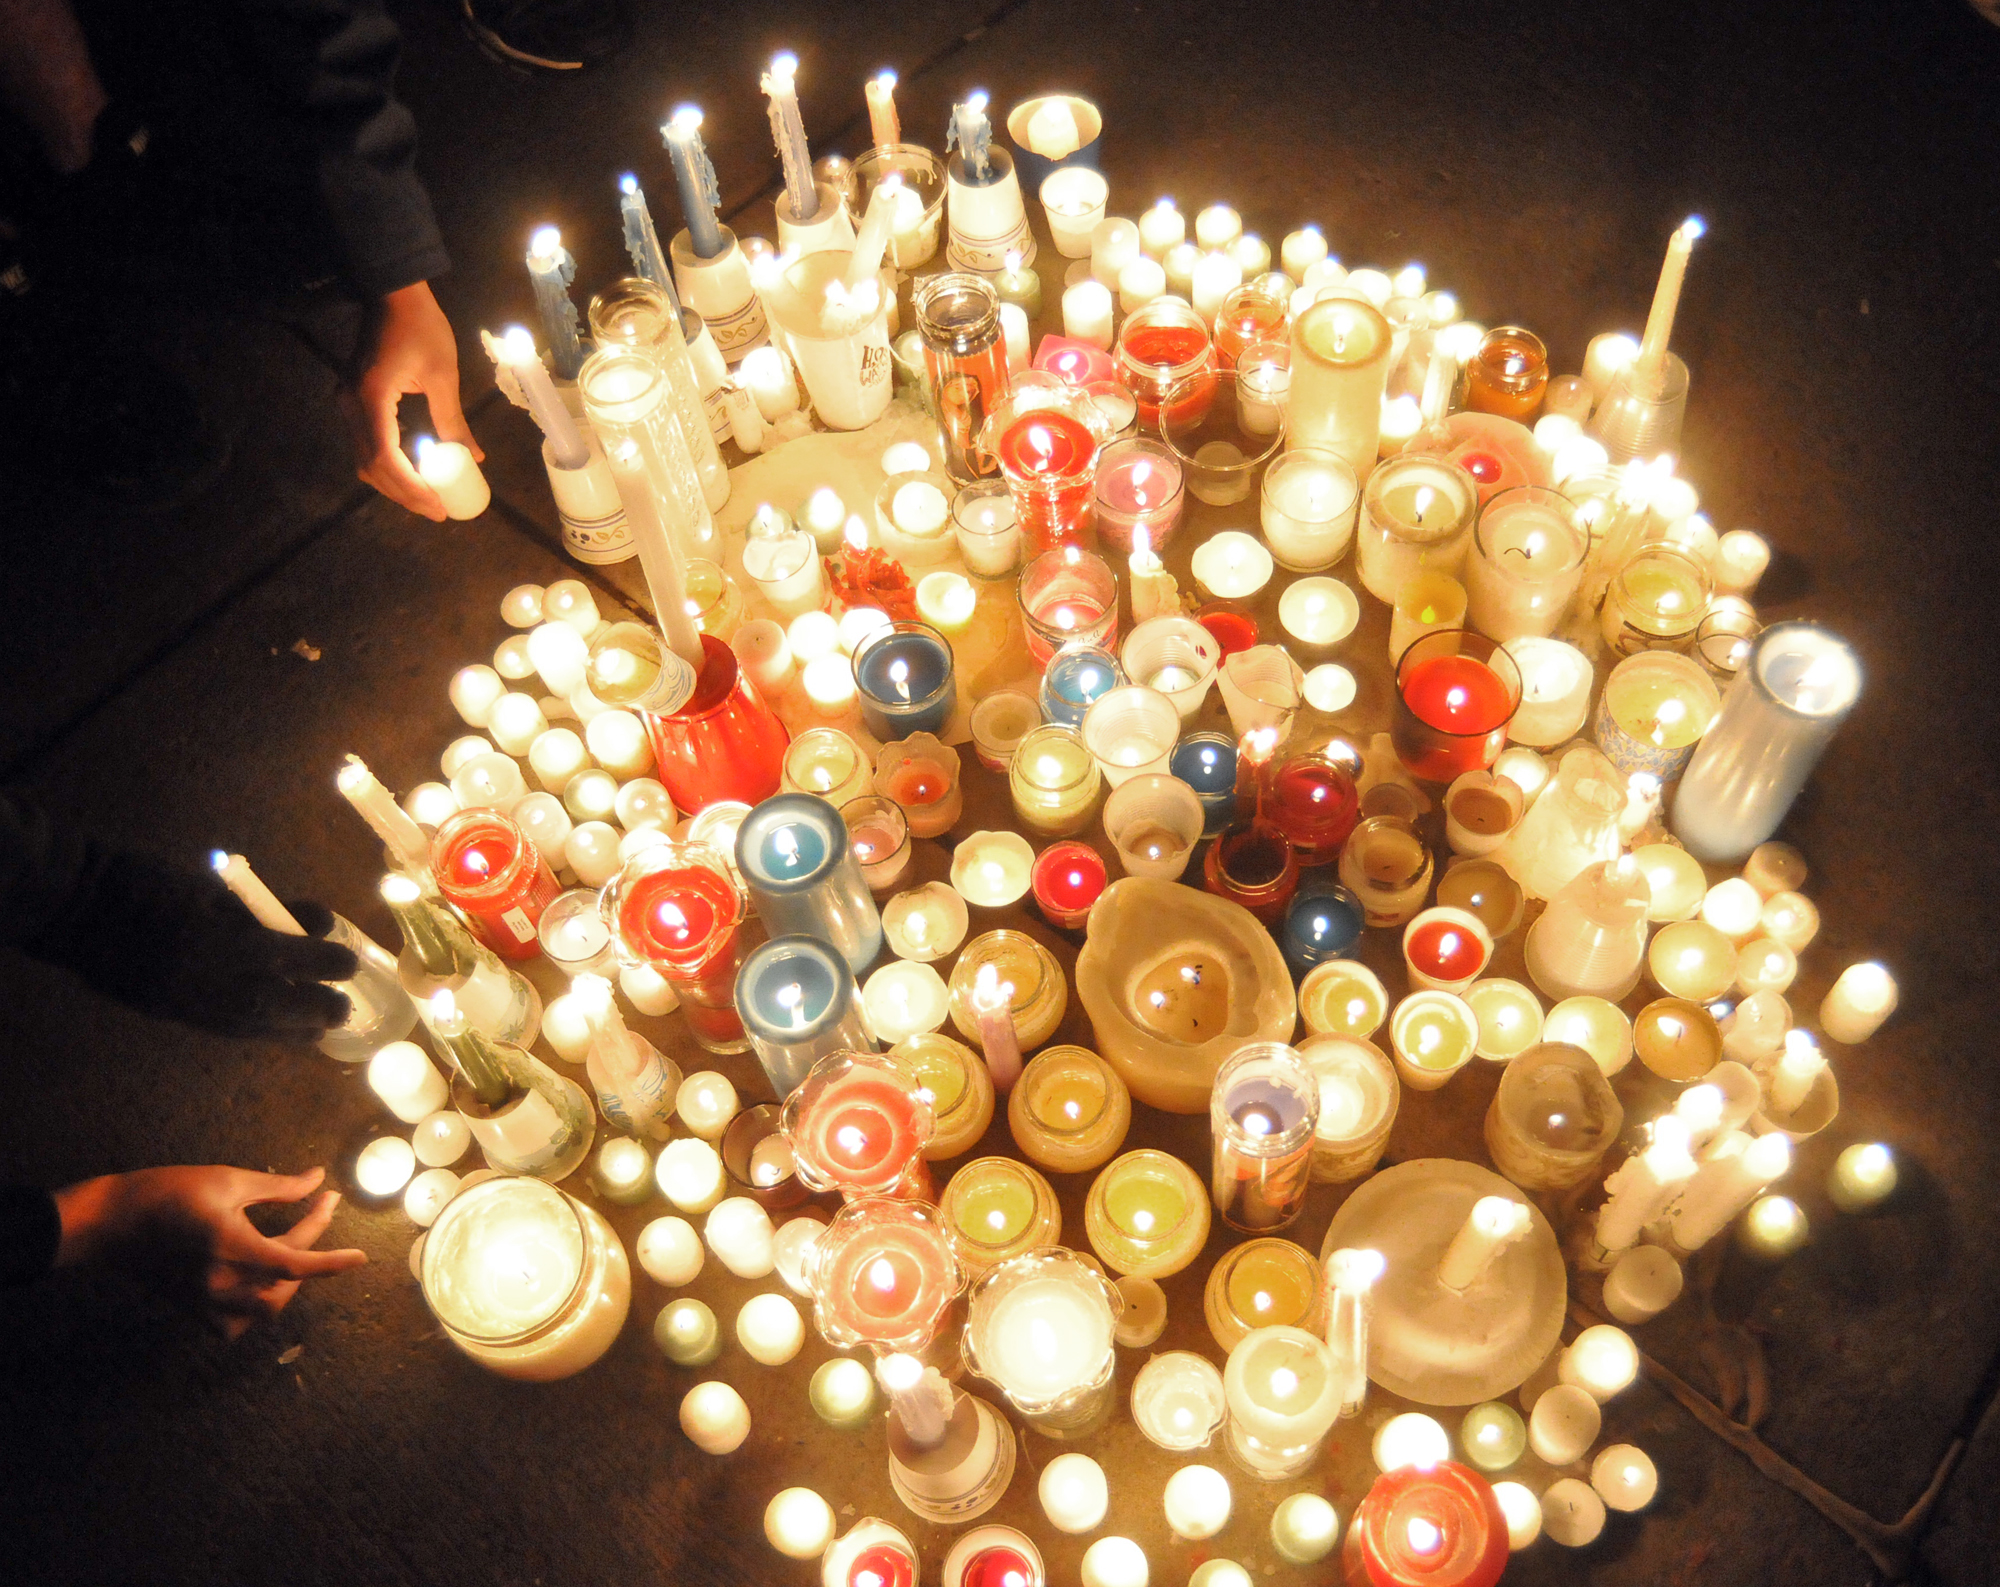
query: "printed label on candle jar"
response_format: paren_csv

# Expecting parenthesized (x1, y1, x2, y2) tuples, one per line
(502, 907, 537, 943)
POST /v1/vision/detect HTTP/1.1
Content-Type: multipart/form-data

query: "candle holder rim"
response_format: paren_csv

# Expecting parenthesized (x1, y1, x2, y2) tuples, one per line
(1392, 627, 1524, 737)
(420, 1177, 590, 1346)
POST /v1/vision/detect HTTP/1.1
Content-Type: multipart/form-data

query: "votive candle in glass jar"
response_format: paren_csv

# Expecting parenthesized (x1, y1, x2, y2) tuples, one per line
(1222, 1324, 1343, 1479)
(1019, 546, 1119, 666)
(1039, 644, 1126, 729)
(432, 808, 562, 961)
(1464, 978, 1545, 1062)
(1170, 729, 1239, 833)
(1237, 339, 1291, 438)
(950, 929, 1068, 1052)
(1341, 1463, 1508, 1587)
(781, 1051, 936, 1202)
(1601, 544, 1711, 656)
(1281, 883, 1366, 979)
(1093, 438, 1187, 555)
(1032, 841, 1108, 930)
(1009, 724, 1103, 836)
(1008, 1044, 1132, 1174)
(985, 386, 1108, 554)
(1695, 600, 1761, 682)
(735, 793, 883, 973)
(971, 690, 1042, 771)
(1299, 1034, 1399, 1182)
(1389, 990, 1481, 1090)
(1501, 637, 1593, 748)
(1465, 486, 1586, 641)
(741, 504, 827, 617)
(1132, 1350, 1228, 1452)
(873, 734, 963, 840)
(1391, 629, 1522, 783)
(1204, 1239, 1325, 1352)
(1338, 814, 1435, 926)
(1083, 1149, 1211, 1277)
(1260, 747, 1361, 863)
(913, 271, 1012, 485)
(963, 1247, 1124, 1438)
(1403, 906, 1495, 994)
(953, 479, 1023, 577)
(1289, 297, 1393, 483)
(1593, 651, 1721, 781)
(854, 621, 957, 741)
(601, 840, 749, 1052)
(941, 1155, 1061, 1274)
(1464, 327, 1550, 421)
(1203, 818, 1300, 925)
(1214, 283, 1289, 370)
(783, 726, 872, 810)
(1388, 572, 1468, 666)
(1210, 1042, 1319, 1233)
(807, 1195, 961, 1355)
(1115, 297, 1217, 431)
(889, 1032, 995, 1159)
(842, 793, 916, 893)
(1483, 1042, 1624, 1192)
(736, 934, 874, 1100)
(1299, 959, 1391, 1040)
(1358, 454, 1480, 605)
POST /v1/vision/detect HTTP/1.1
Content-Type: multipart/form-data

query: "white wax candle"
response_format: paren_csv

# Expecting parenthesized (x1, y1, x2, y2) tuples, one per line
(1591, 1445, 1658, 1512)
(1162, 1466, 1232, 1541)
(839, 604, 895, 655)
(1528, 1384, 1601, 1465)
(1670, 1130, 1790, 1249)
(1768, 1029, 1826, 1115)
(336, 755, 432, 867)
(494, 636, 536, 680)
(1278, 578, 1360, 648)
(1270, 1493, 1339, 1565)
(1063, 280, 1116, 350)
(620, 963, 679, 1017)
(527, 621, 590, 696)
(486, 693, 548, 757)
(501, 584, 545, 628)
(1140, 199, 1186, 258)
(404, 781, 460, 830)
(564, 820, 621, 887)
(527, 728, 590, 794)
(1502, 638, 1593, 747)
(657, 1137, 726, 1213)
(737, 1292, 805, 1365)
(677, 1072, 740, 1140)
(368, 1041, 450, 1123)
(1190, 531, 1274, 600)
(1601, 1244, 1683, 1323)
(763, 1487, 833, 1557)
(1583, 331, 1639, 402)
(1829, 1142, 1897, 1213)
(1558, 1324, 1639, 1402)
(1761, 890, 1821, 952)
(1080, 1537, 1150, 1587)
(1091, 217, 1143, 288)
(1118, 255, 1167, 313)
(1436, 1196, 1531, 1291)
(637, 1215, 705, 1285)
(1713, 529, 1770, 596)
(862, 961, 952, 1044)
(1163, 241, 1201, 298)
(1039, 1452, 1110, 1534)
(1303, 665, 1357, 713)
(740, 346, 800, 421)
(450, 665, 506, 728)
(1280, 227, 1328, 280)
(1700, 877, 1765, 942)
(679, 1381, 751, 1454)
(1194, 204, 1241, 250)
(1231, 234, 1270, 277)
(413, 1110, 472, 1167)
(1000, 301, 1031, 371)
(1191, 250, 1243, 322)
(403, 1167, 459, 1227)
(1821, 961, 1897, 1044)
(1493, 1482, 1542, 1551)
(1541, 1479, 1607, 1548)
(1594, 1117, 1695, 1254)
(416, 437, 490, 519)
(1372, 1412, 1451, 1472)
(915, 571, 977, 637)
(355, 1135, 416, 1198)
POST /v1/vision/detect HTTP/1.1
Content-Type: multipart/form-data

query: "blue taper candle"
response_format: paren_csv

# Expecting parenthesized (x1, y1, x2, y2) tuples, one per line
(946, 92, 994, 183)
(618, 174, 681, 313)
(525, 226, 584, 380)
(661, 106, 726, 259)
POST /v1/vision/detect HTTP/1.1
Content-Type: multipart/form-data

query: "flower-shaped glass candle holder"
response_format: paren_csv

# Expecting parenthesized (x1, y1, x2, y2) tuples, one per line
(873, 732, 963, 839)
(808, 1195, 962, 1354)
(963, 1247, 1124, 1437)
(781, 1051, 937, 1202)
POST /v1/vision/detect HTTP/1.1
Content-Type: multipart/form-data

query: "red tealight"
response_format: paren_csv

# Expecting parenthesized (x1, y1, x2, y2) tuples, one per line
(849, 1544, 915, 1587)
(1408, 921, 1487, 982)
(794, 1068, 932, 1199)
(1031, 841, 1107, 930)
(1460, 451, 1503, 485)
(1032, 335, 1117, 389)
(961, 1545, 1038, 1587)
(854, 1247, 923, 1318)
(617, 865, 736, 971)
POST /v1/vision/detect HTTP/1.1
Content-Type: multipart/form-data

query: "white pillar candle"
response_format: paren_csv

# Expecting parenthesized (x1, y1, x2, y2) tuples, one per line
(1719, 990, 1789, 1065)
(1280, 226, 1328, 280)
(1700, 877, 1765, 942)
(1039, 1452, 1110, 1533)
(1769, 1030, 1826, 1115)
(368, 1041, 450, 1123)
(1713, 530, 1769, 596)
(1080, 1536, 1150, 1587)
(355, 1135, 417, 1198)
(1821, 961, 1897, 1044)
(1591, 1445, 1658, 1512)
(1228, 234, 1268, 277)
(1437, 1196, 1532, 1290)
(916, 571, 978, 638)
(450, 665, 506, 727)
(486, 693, 548, 756)
(1191, 250, 1243, 323)
(738, 1292, 805, 1365)
(679, 1381, 751, 1454)
(542, 580, 600, 635)
(1502, 638, 1593, 747)
(704, 1196, 777, 1280)
(1303, 665, 1357, 713)
(1602, 1244, 1683, 1323)
(564, 820, 622, 886)
(1541, 1479, 1606, 1548)
(1671, 1130, 1790, 1249)
(1163, 241, 1201, 299)
(450, 751, 528, 813)
(1162, 1465, 1232, 1541)
(763, 1487, 833, 1557)
(657, 1137, 727, 1213)
(415, 437, 490, 518)
(403, 1168, 459, 1227)
(527, 728, 590, 794)
(1493, 1482, 1542, 1551)
(1559, 1324, 1639, 1402)
(1140, 198, 1186, 258)
(1195, 204, 1242, 250)
(413, 1110, 472, 1168)
(838, 604, 895, 656)
(1373, 1412, 1450, 1472)
(677, 1072, 740, 1140)
(637, 1215, 704, 1285)
(404, 781, 460, 830)
(1269, 1494, 1339, 1565)
(502, 583, 545, 628)
(508, 792, 568, 869)
(1527, 1383, 1601, 1465)
(528, 621, 590, 696)
(1190, 531, 1274, 599)
(1063, 279, 1116, 349)
(1091, 217, 1142, 288)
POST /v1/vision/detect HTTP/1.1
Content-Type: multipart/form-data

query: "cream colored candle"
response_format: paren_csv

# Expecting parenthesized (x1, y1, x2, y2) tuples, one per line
(1735, 937, 1798, 997)
(1701, 877, 1765, 942)
(1670, 1130, 1790, 1250)
(416, 437, 491, 518)
(1064, 279, 1116, 349)
(1190, 531, 1275, 600)
(1559, 1324, 1639, 1402)
(1761, 890, 1821, 952)
(1633, 842, 1705, 922)
(1528, 1383, 1601, 1466)
(862, 961, 952, 1044)
(1649, 920, 1737, 1002)
(1592, 1445, 1659, 1512)
(883, 881, 970, 961)
(1768, 1029, 1826, 1116)
(1744, 841, 1808, 898)
(915, 571, 977, 638)
(1289, 299, 1392, 481)
(1299, 960, 1390, 1040)
(1602, 1244, 1683, 1323)
(1830, 1142, 1897, 1213)
(1465, 978, 1544, 1061)
(1543, 995, 1633, 1076)
(1140, 198, 1186, 258)
(1007, 725, 1103, 836)
(1280, 226, 1327, 279)
(1388, 991, 1479, 1090)
(951, 829, 1036, 906)
(1437, 1196, 1532, 1290)
(1503, 637, 1593, 748)
(1821, 962, 1897, 1044)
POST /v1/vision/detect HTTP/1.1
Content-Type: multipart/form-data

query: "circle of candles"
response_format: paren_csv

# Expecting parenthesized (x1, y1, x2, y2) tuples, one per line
(1464, 979, 1545, 1062)
(1299, 959, 1391, 1040)
(403, 1168, 459, 1228)
(1829, 1141, 1897, 1213)
(1528, 1383, 1601, 1465)
(1491, 1480, 1542, 1551)
(1559, 1324, 1639, 1402)
(1374, 1412, 1452, 1472)
(1009, 1045, 1133, 1174)
(1591, 1444, 1659, 1513)
(657, 1138, 727, 1214)
(1459, 1402, 1527, 1472)
(1114, 1274, 1168, 1347)
(1038, 1452, 1109, 1534)
(1602, 1244, 1684, 1324)
(355, 1136, 417, 1199)
(1130, 1349, 1227, 1451)
(678, 1380, 750, 1454)
(862, 961, 953, 1044)
(1032, 840, 1109, 929)
(1269, 1492, 1341, 1563)
(1390, 629, 1522, 783)
(1079, 1537, 1149, 1587)
(637, 1216, 704, 1286)
(1539, 1479, 1606, 1548)
(1190, 531, 1275, 601)
(1083, 1149, 1211, 1278)
(737, 1292, 806, 1365)
(677, 1071, 741, 1140)
(951, 829, 1037, 907)
(413, 1110, 471, 1168)
(1163, 1465, 1232, 1541)
(808, 1356, 877, 1429)
(1739, 1194, 1810, 1258)
(655, 1298, 723, 1366)
(1632, 997, 1722, 1081)
(1343, 1462, 1509, 1586)
(763, 1487, 835, 1557)
(1542, 995, 1633, 1075)
(941, 1155, 1062, 1274)
(1389, 991, 1481, 1090)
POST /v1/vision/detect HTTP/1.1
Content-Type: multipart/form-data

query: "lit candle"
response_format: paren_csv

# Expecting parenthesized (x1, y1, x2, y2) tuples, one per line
(1463, 978, 1544, 1062)
(1039, 1452, 1110, 1534)
(1671, 1130, 1791, 1250)
(808, 1356, 877, 1429)
(1460, 1402, 1527, 1473)
(355, 1135, 416, 1198)
(1009, 1043, 1130, 1173)
(1190, 531, 1275, 601)
(678, 1380, 750, 1453)
(661, 106, 725, 259)
(636, 1215, 704, 1286)
(809, 1200, 960, 1353)
(737, 1292, 805, 1367)
(862, 961, 952, 1045)
(403, 1168, 458, 1227)
(1373, 1411, 1451, 1472)
(1593, 1116, 1696, 1257)
(413, 1110, 471, 1168)
(1634, 216, 1705, 390)
(782, 1052, 935, 1202)
(951, 829, 1037, 906)
(369, 1041, 450, 1124)
(1083, 1149, 1210, 1278)
(657, 1139, 726, 1214)
(1821, 961, 1897, 1044)
(1830, 1142, 1897, 1213)
(1080, 1538, 1149, 1587)
(761, 53, 820, 223)
(1592, 1445, 1658, 1513)
(1299, 960, 1391, 1041)
(1403, 907, 1494, 995)
(1649, 920, 1737, 1002)
(963, 1247, 1122, 1433)
(1140, 197, 1186, 258)
(1559, 1323, 1639, 1402)
(1437, 1195, 1532, 1291)
(1163, 1466, 1232, 1542)
(1389, 991, 1481, 1090)
(1221, 1325, 1345, 1478)
(1131, 1349, 1229, 1452)
(593, 1136, 657, 1207)
(1543, 995, 1634, 1075)
(1528, 1383, 1601, 1465)
(1540, 1479, 1607, 1549)
(1195, 204, 1242, 250)
(524, 226, 583, 380)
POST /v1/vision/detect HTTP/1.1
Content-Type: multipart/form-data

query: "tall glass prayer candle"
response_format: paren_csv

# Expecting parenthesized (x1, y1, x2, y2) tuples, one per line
(808, 1196, 961, 1353)
(643, 635, 791, 812)
(1282, 884, 1366, 979)
(735, 794, 883, 973)
(1391, 629, 1522, 783)
(1358, 453, 1480, 604)
(1464, 486, 1586, 641)
(1299, 960, 1391, 1041)
(1093, 438, 1187, 555)
(1261, 749, 1361, 862)
(889, 1032, 994, 1158)
(1338, 814, 1435, 927)
(1009, 723, 1103, 836)
(1464, 327, 1549, 421)
(1673, 622, 1863, 863)
(1031, 841, 1108, 930)
(1170, 730, 1240, 833)
(737, 935, 874, 1100)
(1115, 298, 1218, 429)
(914, 273, 1011, 484)
(586, 276, 726, 512)
(941, 1156, 1062, 1276)
(1083, 1149, 1211, 1278)
(963, 1247, 1124, 1437)
(431, 808, 562, 961)
(1203, 1239, 1325, 1352)
(782, 1052, 936, 1202)
(985, 390, 1107, 553)
(1203, 818, 1300, 926)
(1018, 546, 1118, 665)
(1593, 650, 1722, 780)
(1222, 1325, 1343, 1479)
(1342, 1463, 1508, 1587)
(1289, 297, 1393, 482)
(578, 345, 713, 562)
(1007, 1045, 1131, 1173)
(600, 841, 749, 1052)
(1039, 645, 1126, 729)
(1209, 1043, 1319, 1233)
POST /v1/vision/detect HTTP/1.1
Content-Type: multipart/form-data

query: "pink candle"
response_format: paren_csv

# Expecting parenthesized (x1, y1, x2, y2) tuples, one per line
(972, 963, 1024, 1092)
(782, 1055, 935, 1200)
(809, 1198, 962, 1354)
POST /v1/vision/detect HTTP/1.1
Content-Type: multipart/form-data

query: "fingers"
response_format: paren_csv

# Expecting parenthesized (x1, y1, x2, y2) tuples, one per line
(274, 1190, 342, 1250)
(236, 1166, 325, 1207)
(423, 370, 483, 462)
(348, 380, 447, 521)
(266, 931, 359, 984)
(285, 900, 336, 938)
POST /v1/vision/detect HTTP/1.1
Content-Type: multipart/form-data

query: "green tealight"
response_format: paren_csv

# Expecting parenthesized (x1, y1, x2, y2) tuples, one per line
(809, 1357, 879, 1430)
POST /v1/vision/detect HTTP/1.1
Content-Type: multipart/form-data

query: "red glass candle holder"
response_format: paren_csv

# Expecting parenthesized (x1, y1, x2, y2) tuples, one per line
(1018, 546, 1119, 666)
(985, 389, 1108, 555)
(807, 1195, 962, 1354)
(1032, 334, 1117, 389)
(1114, 298, 1217, 430)
(1390, 629, 1522, 784)
(781, 1051, 936, 1202)
(599, 841, 750, 1052)
(1261, 748, 1361, 864)
(1196, 601, 1260, 656)
(1202, 818, 1300, 924)
(431, 808, 561, 961)
(1212, 284, 1288, 370)
(1341, 1462, 1508, 1587)
(1030, 841, 1107, 930)
(643, 633, 790, 814)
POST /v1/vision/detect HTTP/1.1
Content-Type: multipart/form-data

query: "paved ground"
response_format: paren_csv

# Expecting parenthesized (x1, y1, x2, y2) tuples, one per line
(1, 1, 1998, 1583)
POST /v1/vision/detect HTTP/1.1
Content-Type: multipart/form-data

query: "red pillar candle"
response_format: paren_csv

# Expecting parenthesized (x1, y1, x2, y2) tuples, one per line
(1261, 750, 1361, 863)
(1031, 841, 1107, 929)
(996, 407, 1102, 554)
(642, 633, 790, 814)
(601, 843, 750, 1051)
(807, 1196, 961, 1354)
(1390, 629, 1521, 783)
(782, 1052, 936, 1201)
(1342, 1462, 1508, 1587)
(431, 808, 562, 960)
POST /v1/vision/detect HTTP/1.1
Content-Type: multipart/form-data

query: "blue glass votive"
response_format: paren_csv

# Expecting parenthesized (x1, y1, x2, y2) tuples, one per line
(1170, 730, 1239, 834)
(1038, 645, 1127, 729)
(853, 620, 957, 740)
(736, 935, 876, 1099)
(1281, 882, 1367, 980)
(734, 793, 883, 973)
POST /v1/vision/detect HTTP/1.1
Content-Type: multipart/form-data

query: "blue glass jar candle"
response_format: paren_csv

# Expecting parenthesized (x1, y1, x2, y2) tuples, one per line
(1169, 730, 1238, 834)
(852, 620, 957, 740)
(734, 793, 883, 973)
(1209, 1042, 1319, 1233)
(1281, 882, 1366, 979)
(736, 935, 876, 1099)
(1037, 644, 1126, 729)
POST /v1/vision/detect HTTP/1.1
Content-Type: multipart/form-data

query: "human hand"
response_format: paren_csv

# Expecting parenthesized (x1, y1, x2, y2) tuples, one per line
(55, 1166, 368, 1339)
(343, 281, 482, 521)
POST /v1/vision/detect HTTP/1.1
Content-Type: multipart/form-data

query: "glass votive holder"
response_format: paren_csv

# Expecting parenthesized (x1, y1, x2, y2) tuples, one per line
(1039, 644, 1127, 729)
(1203, 1237, 1326, 1352)
(853, 620, 957, 742)
(1357, 453, 1480, 605)
(1260, 747, 1361, 864)
(1121, 616, 1223, 722)
(1082, 378, 1138, 441)
(1032, 840, 1108, 930)
(1299, 1033, 1399, 1182)
(889, 1032, 996, 1159)
(854, 142, 948, 268)
(1390, 628, 1522, 783)
(1169, 730, 1239, 833)
(1464, 326, 1550, 421)
(783, 727, 872, 810)
(1281, 883, 1366, 979)
(1008, 723, 1104, 836)
(780, 1050, 937, 1203)
(971, 690, 1043, 771)
(807, 1196, 961, 1355)
(841, 794, 916, 893)
(1132, 1351, 1228, 1453)
(1483, 1042, 1624, 1192)
(1040, 166, 1110, 257)
(537, 885, 620, 978)
(953, 479, 1023, 577)
(963, 1246, 1123, 1438)
(684, 558, 746, 642)
(1337, 814, 1434, 926)
(1388, 989, 1481, 1090)
(1593, 650, 1723, 782)
(1081, 684, 1181, 787)
(950, 930, 1068, 1051)
(1008, 1045, 1133, 1174)
(1197, 600, 1261, 657)
(1103, 774, 1204, 881)
(1695, 598, 1761, 682)
(1093, 437, 1187, 555)
(1402, 905, 1495, 994)
(736, 935, 873, 1101)
(985, 384, 1111, 554)
(951, 829, 1036, 908)
(1019, 546, 1119, 666)
(1162, 368, 1287, 508)
(1501, 637, 1593, 749)
(882, 881, 970, 963)
(873, 733, 964, 839)
(1084, 1149, 1211, 1278)
(720, 1102, 809, 1210)
(1209, 1042, 1319, 1233)
(1235, 337, 1291, 440)
(1115, 296, 1218, 430)
(941, 1155, 1062, 1274)
(1601, 543, 1711, 656)
(1465, 485, 1587, 642)
(1213, 283, 1289, 369)
(1203, 818, 1300, 926)
(1298, 959, 1390, 1041)
(1261, 449, 1359, 573)
(1437, 856, 1528, 941)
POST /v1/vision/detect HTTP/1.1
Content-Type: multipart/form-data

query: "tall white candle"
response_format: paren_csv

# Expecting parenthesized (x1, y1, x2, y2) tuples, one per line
(1593, 1116, 1695, 1254)
(1436, 1196, 1531, 1291)
(1820, 961, 1897, 1044)
(1670, 1130, 1790, 1250)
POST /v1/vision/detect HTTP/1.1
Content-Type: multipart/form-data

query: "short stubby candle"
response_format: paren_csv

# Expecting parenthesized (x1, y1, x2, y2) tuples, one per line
(781, 1052, 936, 1200)
(1032, 841, 1108, 930)
(1018, 546, 1119, 666)
(1391, 631, 1521, 783)
(1282, 885, 1367, 980)
(1298, 959, 1391, 1041)
(853, 622, 957, 740)
(610, 850, 743, 974)
(1093, 437, 1187, 554)
(1115, 299, 1217, 430)
(1403, 907, 1494, 994)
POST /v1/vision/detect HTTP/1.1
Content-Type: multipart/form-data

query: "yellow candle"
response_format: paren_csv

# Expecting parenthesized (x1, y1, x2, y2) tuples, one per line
(1009, 724, 1103, 836)
(1606, 664, 1715, 748)
(1465, 978, 1545, 1061)
(1203, 1238, 1322, 1352)
(1009, 1046, 1132, 1173)
(1633, 997, 1721, 1080)
(1389, 991, 1479, 1090)
(1633, 842, 1705, 922)
(941, 1155, 1061, 1272)
(1298, 960, 1390, 1040)
(1084, 1150, 1209, 1278)
(1649, 920, 1737, 1003)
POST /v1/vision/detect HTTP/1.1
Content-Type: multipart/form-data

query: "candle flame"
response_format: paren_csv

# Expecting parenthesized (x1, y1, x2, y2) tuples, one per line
(866, 1255, 897, 1291)
(670, 105, 703, 133)
(968, 90, 988, 113)
(1414, 485, 1434, 523)
(874, 68, 897, 89)
(1406, 1518, 1443, 1554)
(770, 51, 798, 82)
(528, 225, 561, 260)
(1269, 1367, 1299, 1398)
(1681, 215, 1707, 242)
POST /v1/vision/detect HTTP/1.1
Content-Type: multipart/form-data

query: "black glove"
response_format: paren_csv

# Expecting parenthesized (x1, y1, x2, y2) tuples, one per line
(40, 853, 358, 1042)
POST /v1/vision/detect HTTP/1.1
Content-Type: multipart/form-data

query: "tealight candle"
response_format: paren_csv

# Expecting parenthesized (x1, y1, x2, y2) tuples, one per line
(1542, 995, 1633, 1075)
(704, 1196, 777, 1280)
(1389, 991, 1480, 1090)
(675, 1071, 739, 1141)
(1541, 1479, 1606, 1548)
(355, 1135, 416, 1198)
(1190, 531, 1275, 600)
(1743, 840, 1808, 899)
(1633, 997, 1722, 1081)
(808, 1356, 877, 1429)
(403, 1168, 458, 1227)
(1039, 1452, 1110, 1534)
(738, 1292, 806, 1366)
(1063, 279, 1116, 349)
(1032, 841, 1109, 930)
(1080, 1538, 1150, 1587)
(1601, 1244, 1684, 1324)
(1269, 1494, 1339, 1565)
(1649, 921, 1736, 1003)
(1560, 1324, 1639, 1402)
(951, 829, 1036, 907)
(592, 1136, 656, 1206)
(657, 1299, 724, 1367)
(1822, 961, 1897, 1044)
(1502, 637, 1593, 748)
(1528, 1383, 1601, 1466)
(873, 736, 962, 842)
(451, 665, 505, 728)
(1163, 1466, 1232, 1541)
(678, 1380, 750, 1454)
(1701, 877, 1765, 942)
(1633, 842, 1705, 923)
(1465, 979, 1545, 1062)
(413, 1110, 471, 1168)
(1279, 577, 1361, 648)
(1760, 890, 1821, 953)
(1373, 1412, 1451, 1473)
(881, 881, 970, 963)
(1460, 1401, 1528, 1472)
(762, 1487, 834, 1558)
(657, 1138, 727, 1214)
(636, 1216, 704, 1286)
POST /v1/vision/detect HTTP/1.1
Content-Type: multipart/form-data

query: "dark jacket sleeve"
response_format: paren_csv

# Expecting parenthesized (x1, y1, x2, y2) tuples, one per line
(233, 0, 450, 298)
(0, 1187, 62, 1285)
